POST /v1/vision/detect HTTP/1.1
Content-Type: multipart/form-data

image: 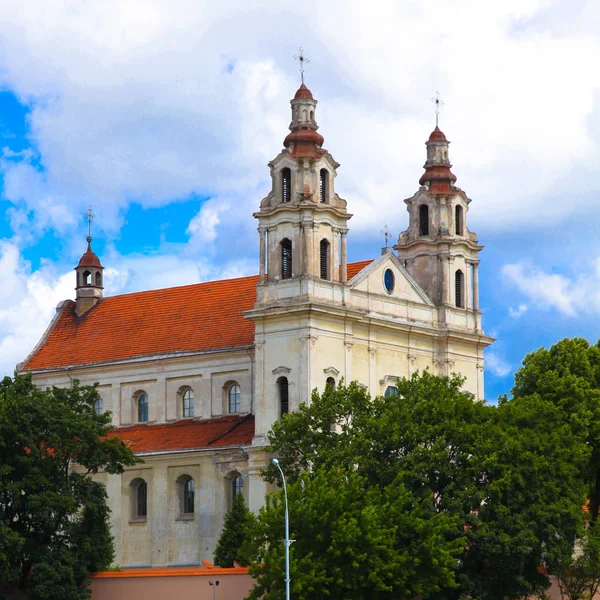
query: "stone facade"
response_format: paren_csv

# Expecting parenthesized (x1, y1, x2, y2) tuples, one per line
(20, 84, 493, 567)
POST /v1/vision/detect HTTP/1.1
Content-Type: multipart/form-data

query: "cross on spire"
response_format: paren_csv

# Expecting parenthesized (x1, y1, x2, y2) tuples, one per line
(431, 91, 444, 127)
(84, 205, 94, 240)
(380, 223, 392, 248)
(293, 47, 310, 84)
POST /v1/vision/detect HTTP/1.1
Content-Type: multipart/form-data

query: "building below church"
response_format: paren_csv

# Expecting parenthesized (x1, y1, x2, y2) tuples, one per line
(19, 82, 493, 567)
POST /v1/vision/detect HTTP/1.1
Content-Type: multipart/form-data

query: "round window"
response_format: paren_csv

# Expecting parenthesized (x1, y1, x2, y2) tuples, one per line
(384, 269, 395, 293)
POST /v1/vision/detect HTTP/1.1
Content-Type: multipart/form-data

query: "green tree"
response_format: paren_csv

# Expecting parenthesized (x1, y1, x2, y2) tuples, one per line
(0, 373, 141, 599)
(214, 492, 253, 567)
(245, 373, 587, 600)
(511, 338, 600, 520)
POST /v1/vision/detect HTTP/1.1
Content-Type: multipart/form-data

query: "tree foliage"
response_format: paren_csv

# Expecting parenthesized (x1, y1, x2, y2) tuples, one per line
(214, 491, 253, 567)
(245, 371, 588, 600)
(0, 373, 141, 599)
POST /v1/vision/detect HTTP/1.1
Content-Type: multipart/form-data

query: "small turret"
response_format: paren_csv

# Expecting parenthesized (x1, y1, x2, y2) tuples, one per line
(75, 235, 104, 316)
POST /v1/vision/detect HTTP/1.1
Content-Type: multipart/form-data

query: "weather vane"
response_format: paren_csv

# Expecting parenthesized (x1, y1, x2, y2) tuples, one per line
(381, 223, 392, 248)
(84, 205, 94, 239)
(293, 47, 310, 84)
(431, 91, 444, 127)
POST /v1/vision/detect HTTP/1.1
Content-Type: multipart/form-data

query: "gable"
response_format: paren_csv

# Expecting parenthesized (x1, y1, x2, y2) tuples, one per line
(348, 253, 433, 305)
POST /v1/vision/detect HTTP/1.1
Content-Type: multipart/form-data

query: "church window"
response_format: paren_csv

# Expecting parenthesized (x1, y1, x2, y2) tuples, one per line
(281, 239, 292, 279)
(182, 388, 194, 418)
(384, 385, 399, 397)
(83, 270, 91, 285)
(180, 476, 195, 515)
(384, 268, 395, 293)
(320, 239, 330, 280)
(95, 271, 102, 286)
(326, 376, 336, 390)
(455, 269, 464, 308)
(419, 205, 429, 236)
(278, 377, 289, 416)
(281, 168, 291, 203)
(131, 479, 147, 520)
(137, 393, 149, 423)
(455, 205, 463, 236)
(93, 398, 103, 415)
(310, 110, 314, 121)
(319, 169, 328, 203)
(228, 383, 241, 413)
(232, 474, 244, 503)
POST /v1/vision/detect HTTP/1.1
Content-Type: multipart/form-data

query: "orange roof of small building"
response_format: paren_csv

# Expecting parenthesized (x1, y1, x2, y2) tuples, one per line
(22, 260, 373, 372)
(108, 414, 255, 454)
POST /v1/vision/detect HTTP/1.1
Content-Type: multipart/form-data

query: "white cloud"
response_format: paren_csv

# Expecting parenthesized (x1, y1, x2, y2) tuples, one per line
(509, 304, 528, 319)
(503, 259, 600, 317)
(485, 351, 513, 378)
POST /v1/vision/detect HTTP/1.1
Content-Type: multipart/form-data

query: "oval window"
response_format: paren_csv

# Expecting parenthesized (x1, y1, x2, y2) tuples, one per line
(384, 269, 395, 293)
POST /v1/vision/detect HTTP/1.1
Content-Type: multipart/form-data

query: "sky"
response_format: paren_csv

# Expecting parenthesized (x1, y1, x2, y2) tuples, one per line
(0, 0, 599, 401)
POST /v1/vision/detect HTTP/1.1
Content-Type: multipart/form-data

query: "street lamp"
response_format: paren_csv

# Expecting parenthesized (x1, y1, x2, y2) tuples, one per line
(208, 580, 219, 600)
(272, 458, 291, 600)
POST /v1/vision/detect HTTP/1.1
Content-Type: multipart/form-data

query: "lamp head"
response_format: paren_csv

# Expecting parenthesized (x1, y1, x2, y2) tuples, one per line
(272, 458, 279, 466)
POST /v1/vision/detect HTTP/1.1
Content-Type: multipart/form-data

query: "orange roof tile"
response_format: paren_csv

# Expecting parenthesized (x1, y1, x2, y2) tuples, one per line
(22, 261, 373, 372)
(108, 414, 255, 454)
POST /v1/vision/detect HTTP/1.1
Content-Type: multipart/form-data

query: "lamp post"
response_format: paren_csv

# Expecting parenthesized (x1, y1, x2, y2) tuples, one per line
(208, 580, 219, 600)
(272, 458, 290, 600)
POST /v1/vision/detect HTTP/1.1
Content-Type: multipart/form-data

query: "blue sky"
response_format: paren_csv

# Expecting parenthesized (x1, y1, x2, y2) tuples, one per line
(0, 0, 599, 401)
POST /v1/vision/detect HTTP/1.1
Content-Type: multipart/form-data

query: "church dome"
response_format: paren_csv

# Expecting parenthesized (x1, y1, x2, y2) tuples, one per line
(428, 126, 448, 142)
(293, 83, 314, 100)
(77, 237, 103, 269)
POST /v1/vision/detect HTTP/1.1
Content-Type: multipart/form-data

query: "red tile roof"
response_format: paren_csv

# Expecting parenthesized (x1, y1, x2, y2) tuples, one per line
(22, 261, 373, 372)
(108, 414, 255, 454)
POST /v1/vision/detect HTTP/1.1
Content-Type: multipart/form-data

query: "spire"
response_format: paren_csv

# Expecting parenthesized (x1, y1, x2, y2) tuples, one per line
(418, 126, 457, 194)
(75, 207, 104, 315)
(283, 83, 325, 159)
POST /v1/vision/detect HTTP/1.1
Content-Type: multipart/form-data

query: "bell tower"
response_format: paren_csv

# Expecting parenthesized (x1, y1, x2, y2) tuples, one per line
(395, 126, 483, 332)
(253, 83, 352, 303)
(75, 208, 104, 316)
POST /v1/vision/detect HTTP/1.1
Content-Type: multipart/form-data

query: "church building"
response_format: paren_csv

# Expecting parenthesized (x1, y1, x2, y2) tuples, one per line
(18, 83, 493, 567)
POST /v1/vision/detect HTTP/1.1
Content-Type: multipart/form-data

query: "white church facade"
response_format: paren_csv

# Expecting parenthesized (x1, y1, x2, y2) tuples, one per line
(19, 83, 493, 567)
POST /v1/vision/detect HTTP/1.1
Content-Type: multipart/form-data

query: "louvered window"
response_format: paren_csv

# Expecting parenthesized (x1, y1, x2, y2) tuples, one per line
(419, 204, 429, 236)
(320, 239, 330, 280)
(455, 269, 464, 308)
(455, 205, 463, 236)
(281, 168, 291, 203)
(279, 377, 289, 416)
(319, 169, 328, 203)
(281, 239, 292, 279)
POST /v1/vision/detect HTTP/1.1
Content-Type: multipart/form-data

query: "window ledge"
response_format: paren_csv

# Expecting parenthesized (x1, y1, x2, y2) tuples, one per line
(129, 517, 147, 524)
(176, 514, 195, 522)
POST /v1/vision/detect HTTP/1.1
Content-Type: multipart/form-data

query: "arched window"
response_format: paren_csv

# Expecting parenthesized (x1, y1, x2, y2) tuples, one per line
(319, 169, 328, 204)
(384, 385, 399, 397)
(232, 474, 244, 503)
(278, 377, 289, 416)
(228, 383, 241, 413)
(137, 393, 149, 423)
(281, 238, 292, 280)
(455, 269, 464, 308)
(93, 398, 103, 415)
(326, 377, 336, 390)
(83, 270, 91, 285)
(455, 205, 463, 236)
(310, 110, 314, 121)
(419, 205, 429, 236)
(131, 479, 147, 520)
(181, 477, 195, 515)
(95, 271, 102, 286)
(320, 239, 330, 280)
(281, 167, 291, 203)
(182, 388, 194, 418)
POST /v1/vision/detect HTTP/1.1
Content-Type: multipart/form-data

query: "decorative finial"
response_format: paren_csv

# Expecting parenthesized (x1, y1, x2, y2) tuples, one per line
(84, 205, 94, 241)
(431, 91, 444, 127)
(380, 223, 392, 248)
(293, 47, 310, 84)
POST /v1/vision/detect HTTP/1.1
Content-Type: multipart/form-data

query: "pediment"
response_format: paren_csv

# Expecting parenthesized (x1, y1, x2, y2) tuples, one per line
(348, 252, 433, 306)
